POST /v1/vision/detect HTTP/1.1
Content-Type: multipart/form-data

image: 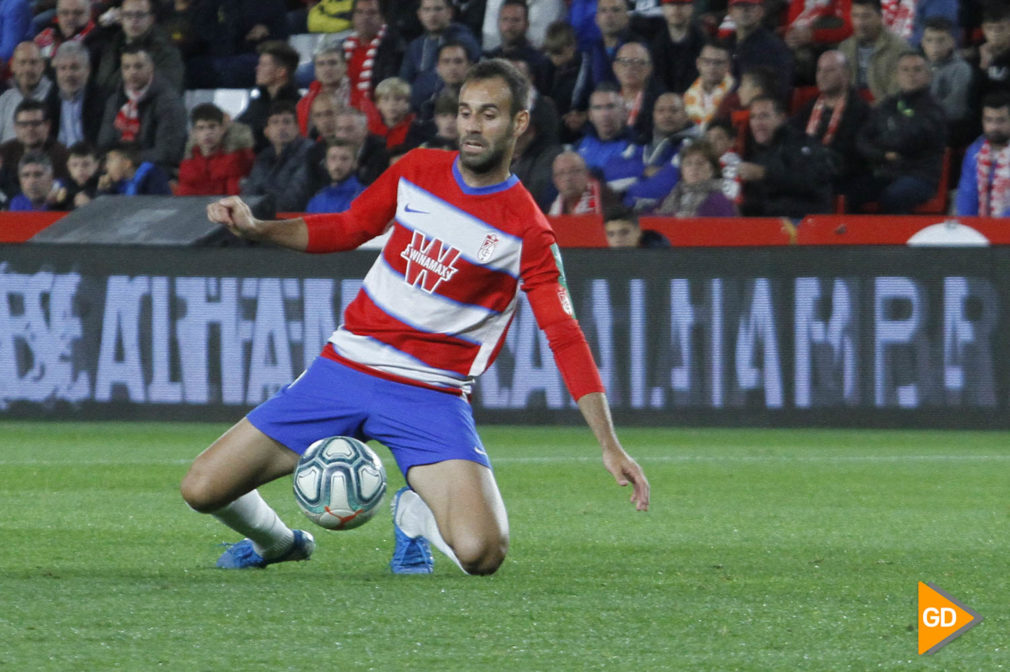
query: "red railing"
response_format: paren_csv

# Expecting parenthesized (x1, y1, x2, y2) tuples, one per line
(2, 211, 1007, 247)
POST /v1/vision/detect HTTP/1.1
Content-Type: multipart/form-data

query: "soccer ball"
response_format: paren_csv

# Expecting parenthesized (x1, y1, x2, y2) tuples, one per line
(293, 436, 387, 530)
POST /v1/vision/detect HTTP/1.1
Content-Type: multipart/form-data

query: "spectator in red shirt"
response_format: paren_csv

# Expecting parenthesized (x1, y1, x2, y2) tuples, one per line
(296, 40, 380, 138)
(34, 0, 97, 62)
(370, 77, 415, 149)
(177, 103, 255, 196)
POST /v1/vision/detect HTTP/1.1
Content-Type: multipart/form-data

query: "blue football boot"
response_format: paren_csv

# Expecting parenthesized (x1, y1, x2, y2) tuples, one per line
(389, 487, 434, 574)
(216, 529, 316, 569)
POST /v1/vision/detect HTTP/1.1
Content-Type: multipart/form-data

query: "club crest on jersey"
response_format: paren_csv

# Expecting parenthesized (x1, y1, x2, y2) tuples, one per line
(478, 233, 499, 262)
(400, 229, 461, 293)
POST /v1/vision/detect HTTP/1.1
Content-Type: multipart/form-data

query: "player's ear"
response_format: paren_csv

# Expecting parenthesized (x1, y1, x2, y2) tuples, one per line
(512, 109, 530, 138)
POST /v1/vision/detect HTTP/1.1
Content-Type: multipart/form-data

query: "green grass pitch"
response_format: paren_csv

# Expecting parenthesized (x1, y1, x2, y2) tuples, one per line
(0, 422, 1006, 671)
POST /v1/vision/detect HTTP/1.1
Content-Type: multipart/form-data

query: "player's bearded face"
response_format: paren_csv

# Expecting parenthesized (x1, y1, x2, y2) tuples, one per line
(458, 116, 516, 174)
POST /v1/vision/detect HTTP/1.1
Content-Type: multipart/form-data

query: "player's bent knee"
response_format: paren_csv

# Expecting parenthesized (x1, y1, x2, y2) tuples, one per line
(453, 532, 509, 576)
(179, 470, 224, 514)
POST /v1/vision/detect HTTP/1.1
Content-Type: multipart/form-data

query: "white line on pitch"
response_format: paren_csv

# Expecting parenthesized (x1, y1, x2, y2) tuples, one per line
(1, 454, 1010, 466)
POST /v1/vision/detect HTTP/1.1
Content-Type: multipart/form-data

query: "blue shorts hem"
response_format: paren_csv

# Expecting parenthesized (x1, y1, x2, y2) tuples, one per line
(244, 357, 490, 479)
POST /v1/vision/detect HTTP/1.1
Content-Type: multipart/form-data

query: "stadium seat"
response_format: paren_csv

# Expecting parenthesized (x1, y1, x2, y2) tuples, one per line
(837, 148, 952, 215)
(912, 148, 953, 215)
(289, 32, 349, 67)
(183, 89, 251, 119)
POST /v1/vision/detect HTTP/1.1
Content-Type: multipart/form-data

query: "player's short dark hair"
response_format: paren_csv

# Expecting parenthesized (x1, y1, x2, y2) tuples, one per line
(603, 204, 638, 226)
(267, 100, 298, 121)
(982, 91, 1010, 114)
(852, 0, 882, 13)
(67, 141, 98, 159)
(14, 98, 48, 120)
(463, 58, 530, 116)
(190, 102, 226, 125)
(923, 16, 955, 34)
(258, 40, 300, 78)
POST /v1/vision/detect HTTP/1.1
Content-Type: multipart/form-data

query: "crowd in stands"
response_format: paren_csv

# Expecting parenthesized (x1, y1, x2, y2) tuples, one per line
(0, 0, 1008, 231)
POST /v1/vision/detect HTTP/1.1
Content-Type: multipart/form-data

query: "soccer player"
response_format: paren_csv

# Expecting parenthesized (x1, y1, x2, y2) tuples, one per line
(180, 59, 650, 576)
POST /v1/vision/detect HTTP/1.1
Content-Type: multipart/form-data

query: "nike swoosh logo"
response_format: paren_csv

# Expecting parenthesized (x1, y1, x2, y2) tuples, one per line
(404, 203, 429, 214)
(474, 446, 488, 457)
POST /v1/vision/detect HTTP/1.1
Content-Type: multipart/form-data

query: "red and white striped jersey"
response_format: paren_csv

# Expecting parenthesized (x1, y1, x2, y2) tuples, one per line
(302, 149, 602, 398)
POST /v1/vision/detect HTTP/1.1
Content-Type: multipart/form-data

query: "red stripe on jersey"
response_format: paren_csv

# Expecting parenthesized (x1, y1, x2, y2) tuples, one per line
(320, 345, 465, 397)
(343, 291, 480, 376)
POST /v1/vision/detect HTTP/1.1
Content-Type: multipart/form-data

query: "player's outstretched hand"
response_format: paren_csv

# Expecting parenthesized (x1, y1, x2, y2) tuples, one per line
(208, 196, 259, 239)
(603, 445, 650, 512)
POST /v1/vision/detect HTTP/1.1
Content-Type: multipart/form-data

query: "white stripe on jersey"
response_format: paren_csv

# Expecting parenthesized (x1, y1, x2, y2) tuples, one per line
(364, 257, 508, 345)
(469, 292, 519, 376)
(396, 178, 523, 276)
(329, 328, 473, 389)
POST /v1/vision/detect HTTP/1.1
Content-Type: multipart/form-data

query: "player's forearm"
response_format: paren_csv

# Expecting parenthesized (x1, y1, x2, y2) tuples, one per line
(577, 392, 622, 452)
(252, 217, 310, 251)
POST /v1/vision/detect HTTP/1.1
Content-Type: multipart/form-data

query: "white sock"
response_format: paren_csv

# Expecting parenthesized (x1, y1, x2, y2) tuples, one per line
(396, 489, 467, 573)
(212, 490, 294, 560)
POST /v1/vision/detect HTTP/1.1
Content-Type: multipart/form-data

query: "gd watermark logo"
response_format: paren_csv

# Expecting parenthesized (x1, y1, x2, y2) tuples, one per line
(918, 582, 982, 655)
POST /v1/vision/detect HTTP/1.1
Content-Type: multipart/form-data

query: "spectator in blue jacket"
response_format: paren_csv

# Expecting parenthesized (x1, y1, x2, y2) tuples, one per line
(567, 0, 601, 52)
(306, 138, 364, 213)
(580, 0, 647, 101)
(9, 152, 58, 211)
(622, 92, 703, 211)
(399, 0, 480, 86)
(956, 92, 1010, 217)
(576, 83, 638, 189)
(0, 0, 31, 63)
(96, 141, 172, 195)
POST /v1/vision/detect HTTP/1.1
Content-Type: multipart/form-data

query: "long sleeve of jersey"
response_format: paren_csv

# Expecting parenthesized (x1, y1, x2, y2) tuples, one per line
(521, 227, 604, 401)
(302, 161, 401, 253)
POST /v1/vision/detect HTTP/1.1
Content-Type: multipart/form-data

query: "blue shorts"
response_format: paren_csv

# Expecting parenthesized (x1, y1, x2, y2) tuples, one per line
(246, 356, 490, 478)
